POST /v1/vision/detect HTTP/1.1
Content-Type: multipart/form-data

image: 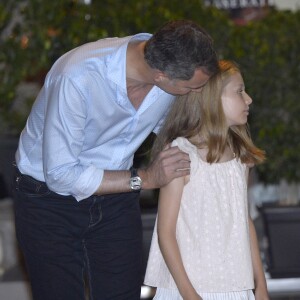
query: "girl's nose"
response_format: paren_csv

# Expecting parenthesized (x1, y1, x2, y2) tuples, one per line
(245, 92, 252, 105)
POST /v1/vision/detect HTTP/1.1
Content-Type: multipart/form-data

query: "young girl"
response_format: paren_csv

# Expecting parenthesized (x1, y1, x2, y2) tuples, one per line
(144, 60, 269, 300)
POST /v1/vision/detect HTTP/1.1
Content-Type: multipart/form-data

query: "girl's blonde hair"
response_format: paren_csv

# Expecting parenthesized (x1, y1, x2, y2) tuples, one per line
(151, 60, 265, 165)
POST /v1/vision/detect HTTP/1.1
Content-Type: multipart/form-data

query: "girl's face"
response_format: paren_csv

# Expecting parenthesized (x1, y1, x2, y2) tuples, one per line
(221, 72, 252, 127)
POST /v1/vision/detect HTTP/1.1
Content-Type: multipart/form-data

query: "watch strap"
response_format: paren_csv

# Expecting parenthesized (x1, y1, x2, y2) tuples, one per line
(130, 167, 138, 178)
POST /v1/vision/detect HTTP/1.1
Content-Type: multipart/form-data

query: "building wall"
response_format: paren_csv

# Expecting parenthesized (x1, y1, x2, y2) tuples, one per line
(273, 0, 300, 10)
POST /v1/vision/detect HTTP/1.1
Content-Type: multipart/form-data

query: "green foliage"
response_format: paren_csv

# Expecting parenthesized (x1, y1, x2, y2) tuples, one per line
(0, 0, 230, 133)
(1, 1, 299, 183)
(222, 8, 300, 183)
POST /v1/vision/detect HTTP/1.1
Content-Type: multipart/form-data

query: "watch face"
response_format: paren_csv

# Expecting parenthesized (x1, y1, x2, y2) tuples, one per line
(130, 176, 142, 190)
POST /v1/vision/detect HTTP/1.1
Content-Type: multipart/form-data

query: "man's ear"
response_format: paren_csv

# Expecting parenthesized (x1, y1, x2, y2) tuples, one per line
(153, 70, 168, 83)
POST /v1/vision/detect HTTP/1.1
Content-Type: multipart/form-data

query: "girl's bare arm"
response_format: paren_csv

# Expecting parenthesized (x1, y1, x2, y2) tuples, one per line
(247, 167, 269, 300)
(249, 217, 269, 300)
(157, 176, 202, 300)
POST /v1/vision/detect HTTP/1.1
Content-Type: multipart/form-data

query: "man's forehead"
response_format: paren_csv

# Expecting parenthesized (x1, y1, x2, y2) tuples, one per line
(180, 71, 210, 88)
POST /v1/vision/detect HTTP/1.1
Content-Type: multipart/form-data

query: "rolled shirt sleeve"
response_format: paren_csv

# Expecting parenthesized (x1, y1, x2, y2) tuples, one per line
(42, 76, 102, 201)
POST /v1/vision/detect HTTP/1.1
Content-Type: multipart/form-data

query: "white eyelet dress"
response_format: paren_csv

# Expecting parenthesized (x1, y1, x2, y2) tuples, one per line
(144, 137, 255, 300)
(153, 288, 255, 300)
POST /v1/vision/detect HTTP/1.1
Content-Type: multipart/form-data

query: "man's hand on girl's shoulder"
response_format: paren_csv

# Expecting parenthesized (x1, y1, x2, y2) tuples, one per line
(141, 145, 190, 189)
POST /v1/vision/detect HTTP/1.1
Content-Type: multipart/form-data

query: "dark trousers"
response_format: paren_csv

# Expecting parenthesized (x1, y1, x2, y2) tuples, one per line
(13, 168, 143, 300)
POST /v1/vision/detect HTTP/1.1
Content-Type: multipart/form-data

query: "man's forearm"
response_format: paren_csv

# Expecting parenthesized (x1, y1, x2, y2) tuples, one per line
(94, 168, 154, 195)
(95, 170, 132, 195)
(94, 145, 191, 195)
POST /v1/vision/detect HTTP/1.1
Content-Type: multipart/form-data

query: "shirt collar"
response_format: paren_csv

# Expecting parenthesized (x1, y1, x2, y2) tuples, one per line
(105, 33, 152, 91)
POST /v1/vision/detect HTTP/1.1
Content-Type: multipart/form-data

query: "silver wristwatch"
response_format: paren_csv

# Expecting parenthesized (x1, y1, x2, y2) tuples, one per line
(129, 167, 142, 191)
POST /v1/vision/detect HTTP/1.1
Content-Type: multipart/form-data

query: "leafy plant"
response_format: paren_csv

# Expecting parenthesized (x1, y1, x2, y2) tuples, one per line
(222, 8, 300, 183)
(1, 1, 299, 184)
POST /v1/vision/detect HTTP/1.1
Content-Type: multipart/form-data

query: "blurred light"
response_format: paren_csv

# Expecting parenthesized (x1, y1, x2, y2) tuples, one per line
(21, 35, 28, 49)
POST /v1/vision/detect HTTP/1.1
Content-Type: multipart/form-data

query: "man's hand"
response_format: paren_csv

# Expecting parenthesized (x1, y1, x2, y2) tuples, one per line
(139, 145, 190, 189)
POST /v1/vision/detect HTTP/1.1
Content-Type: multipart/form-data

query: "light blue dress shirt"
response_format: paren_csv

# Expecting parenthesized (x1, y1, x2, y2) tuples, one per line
(16, 34, 175, 201)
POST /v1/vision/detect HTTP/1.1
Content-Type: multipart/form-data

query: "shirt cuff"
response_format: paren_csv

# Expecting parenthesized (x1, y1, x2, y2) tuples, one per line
(72, 165, 104, 201)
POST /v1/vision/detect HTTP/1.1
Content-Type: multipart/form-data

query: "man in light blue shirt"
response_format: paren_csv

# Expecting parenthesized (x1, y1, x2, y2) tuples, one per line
(13, 20, 218, 300)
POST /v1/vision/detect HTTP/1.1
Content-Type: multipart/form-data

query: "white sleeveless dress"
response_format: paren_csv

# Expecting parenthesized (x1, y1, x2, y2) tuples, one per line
(144, 137, 255, 299)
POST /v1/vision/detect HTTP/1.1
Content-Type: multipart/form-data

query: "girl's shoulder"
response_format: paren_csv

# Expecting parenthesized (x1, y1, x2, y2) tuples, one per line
(171, 137, 200, 173)
(171, 137, 198, 156)
(172, 137, 247, 169)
